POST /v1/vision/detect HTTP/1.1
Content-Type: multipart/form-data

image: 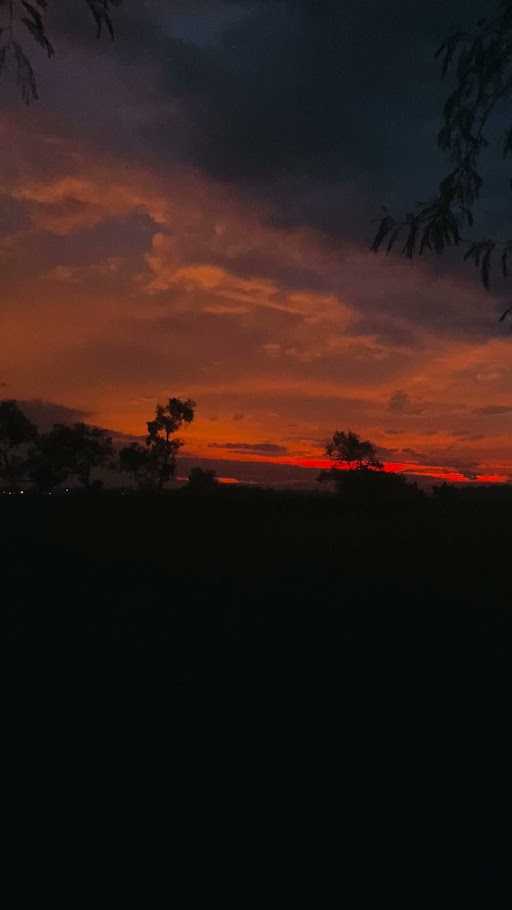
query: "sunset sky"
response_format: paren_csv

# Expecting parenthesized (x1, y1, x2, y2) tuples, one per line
(1, 0, 511, 486)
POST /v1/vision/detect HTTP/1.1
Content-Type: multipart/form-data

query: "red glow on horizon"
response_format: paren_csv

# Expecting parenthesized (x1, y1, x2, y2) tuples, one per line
(290, 458, 509, 484)
(189, 450, 510, 485)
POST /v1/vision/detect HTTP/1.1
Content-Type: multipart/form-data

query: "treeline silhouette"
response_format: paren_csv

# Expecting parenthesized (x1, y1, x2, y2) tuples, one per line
(3, 397, 500, 505)
(5, 463, 511, 650)
(0, 397, 197, 494)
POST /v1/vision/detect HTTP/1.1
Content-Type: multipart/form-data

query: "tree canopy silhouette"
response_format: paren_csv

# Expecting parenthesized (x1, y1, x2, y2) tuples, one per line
(39, 422, 114, 490)
(0, 0, 122, 102)
(119, 397, 196, 492)
(318, 430, 383, 496)
(26, 426, 70, 492)
(0, 399, 37, 488)
(26, 421, 113, 491)
(118, 442, 155, 492)
(324, 430, 383, 472)
(372, 0, 512, 318)
(317, 428, 424, 505)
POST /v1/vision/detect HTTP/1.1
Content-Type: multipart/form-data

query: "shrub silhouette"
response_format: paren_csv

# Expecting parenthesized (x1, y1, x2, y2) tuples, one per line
(186, 467, 219, 494)
(326, 468, 423, 507)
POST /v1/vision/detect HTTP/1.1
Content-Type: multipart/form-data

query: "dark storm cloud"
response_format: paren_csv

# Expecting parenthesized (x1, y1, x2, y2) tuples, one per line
(39, 0, 495, 245)
(138, 1, 488, 204)
(19, 399, 91, 429)
(193, 0, 436, 182)
(96, 0, 504, 285)
(15, 399, 138, 442)
(208, 441, 288, 454)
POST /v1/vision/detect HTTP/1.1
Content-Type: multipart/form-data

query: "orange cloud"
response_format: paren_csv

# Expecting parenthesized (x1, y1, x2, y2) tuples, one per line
(13, 174, 170, 235)
(2, 114, 511, 485)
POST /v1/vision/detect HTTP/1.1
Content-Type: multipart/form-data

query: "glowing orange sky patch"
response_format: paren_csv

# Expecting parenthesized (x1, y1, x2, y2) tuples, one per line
(1, 116, 511, 488)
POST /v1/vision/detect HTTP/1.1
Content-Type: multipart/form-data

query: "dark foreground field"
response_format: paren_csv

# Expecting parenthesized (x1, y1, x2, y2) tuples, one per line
(5, 488, 511, 688)
(6, 489, 510, 890)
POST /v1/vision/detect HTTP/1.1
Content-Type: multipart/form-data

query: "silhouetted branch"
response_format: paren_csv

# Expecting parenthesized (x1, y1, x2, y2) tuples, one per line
(372, 1, 512, 299)
(0, 0, 122, 102)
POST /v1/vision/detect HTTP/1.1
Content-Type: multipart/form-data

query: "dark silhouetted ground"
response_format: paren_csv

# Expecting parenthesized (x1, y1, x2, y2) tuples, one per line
(5, 487, 510, 893)
(4, 488, 511, 685)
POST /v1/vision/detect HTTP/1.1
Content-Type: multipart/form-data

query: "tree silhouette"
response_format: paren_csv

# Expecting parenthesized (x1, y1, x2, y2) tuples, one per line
(317, 429, 423, 505)
(318, 429, 384, 496)
(0, 0, 122, 102)
(119, 397, 196, 492)
(26, 426, 71, 492)
(146, 397, 195, 491)
(324, 430, 383, 472)
(0, 399, 37, 489)
(372, 0, 512, 316)
(40, 422, 113, 490)
(118, 442, 155, 492)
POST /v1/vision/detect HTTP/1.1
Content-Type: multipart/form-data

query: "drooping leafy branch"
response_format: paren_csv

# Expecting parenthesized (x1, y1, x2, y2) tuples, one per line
(372, 0, 512, 313)
(0, 0, 122, 102)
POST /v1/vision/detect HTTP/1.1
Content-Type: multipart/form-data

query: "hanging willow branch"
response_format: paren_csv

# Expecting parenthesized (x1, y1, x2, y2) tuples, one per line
(0, 0, 122, 101)
(372, 0, 512, 316)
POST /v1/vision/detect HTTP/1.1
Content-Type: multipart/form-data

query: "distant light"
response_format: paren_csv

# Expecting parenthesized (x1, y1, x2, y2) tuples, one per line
(20, 490, 24, 494)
